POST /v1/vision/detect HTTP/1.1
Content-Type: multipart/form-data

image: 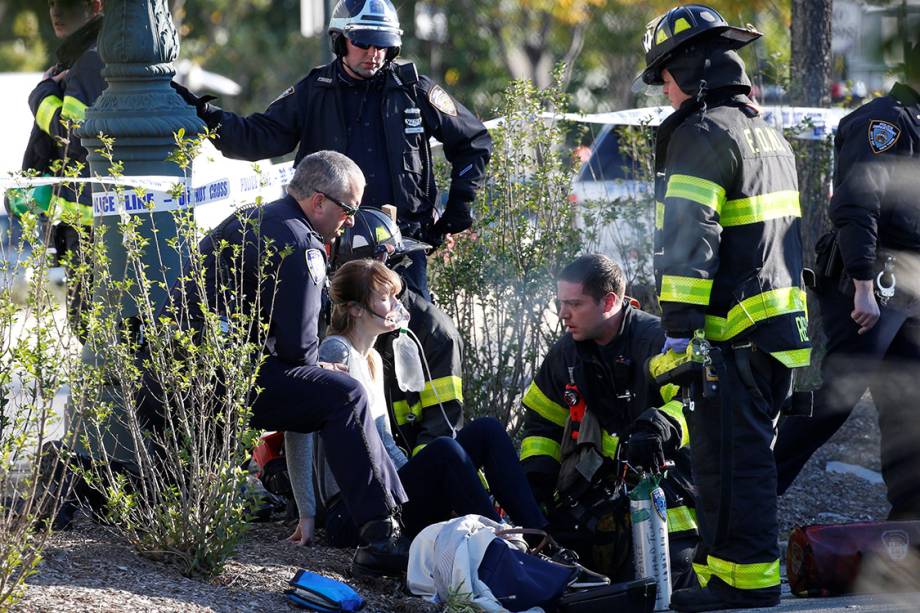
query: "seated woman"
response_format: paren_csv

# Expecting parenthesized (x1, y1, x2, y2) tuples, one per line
(285, 259, 548, 546)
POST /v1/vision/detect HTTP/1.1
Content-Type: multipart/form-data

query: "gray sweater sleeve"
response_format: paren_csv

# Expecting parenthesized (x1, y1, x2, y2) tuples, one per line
(285, 431, 315, 519)
(283, 337, 352, 519)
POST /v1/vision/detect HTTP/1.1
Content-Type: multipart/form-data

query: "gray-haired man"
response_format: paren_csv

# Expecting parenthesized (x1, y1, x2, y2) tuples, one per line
(142, 151, 410, 577)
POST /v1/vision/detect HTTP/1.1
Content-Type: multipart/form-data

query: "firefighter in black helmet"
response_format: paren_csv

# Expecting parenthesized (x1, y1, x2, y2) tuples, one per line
(331, 208, 465, 454)
(172, 0, 492, 303)
(640, 5, 809, 611)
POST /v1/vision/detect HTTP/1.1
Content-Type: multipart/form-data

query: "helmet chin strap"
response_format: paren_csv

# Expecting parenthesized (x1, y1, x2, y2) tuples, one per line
(695, 57, 711, 103)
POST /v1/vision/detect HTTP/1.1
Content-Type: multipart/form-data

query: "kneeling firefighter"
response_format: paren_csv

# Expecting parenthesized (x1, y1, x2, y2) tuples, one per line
(639, 4, 811, 611)
(519, 254, 699, 587)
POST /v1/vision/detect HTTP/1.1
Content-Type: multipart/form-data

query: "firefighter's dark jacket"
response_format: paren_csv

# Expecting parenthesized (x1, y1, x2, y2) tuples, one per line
(377, 284, 464, 455)
(24, 15, 105, 225)
(520, 305, 688, 505)
(830, 82, 920, 281)
(200, 60, 492, 228)
(654, 92, 811, 368)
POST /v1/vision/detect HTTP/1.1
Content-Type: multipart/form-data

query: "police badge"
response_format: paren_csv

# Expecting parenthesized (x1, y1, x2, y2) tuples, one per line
(305, 248, 326, 285)
(868, 120, 901, 154)
(428, 85, 458, 117)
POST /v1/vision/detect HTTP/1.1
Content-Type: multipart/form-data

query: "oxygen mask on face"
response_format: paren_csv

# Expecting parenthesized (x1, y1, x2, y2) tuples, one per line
(385, 301, 410, 328)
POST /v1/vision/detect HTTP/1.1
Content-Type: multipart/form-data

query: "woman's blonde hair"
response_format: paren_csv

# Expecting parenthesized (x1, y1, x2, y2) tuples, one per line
(328, 259, 402, 338)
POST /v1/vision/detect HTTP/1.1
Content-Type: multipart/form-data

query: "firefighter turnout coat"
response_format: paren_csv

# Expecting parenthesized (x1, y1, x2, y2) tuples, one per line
(654, 94, 811, 366)
(519, 305, 696, 534)
(25, 15, 105, 227)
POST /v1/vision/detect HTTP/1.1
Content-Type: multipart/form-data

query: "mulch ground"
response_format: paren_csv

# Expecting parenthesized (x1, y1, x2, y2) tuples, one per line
(15, 398, 890, 612)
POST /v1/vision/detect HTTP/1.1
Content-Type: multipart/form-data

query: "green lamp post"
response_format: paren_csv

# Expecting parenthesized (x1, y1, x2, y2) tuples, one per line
(75, 0, 204, 462)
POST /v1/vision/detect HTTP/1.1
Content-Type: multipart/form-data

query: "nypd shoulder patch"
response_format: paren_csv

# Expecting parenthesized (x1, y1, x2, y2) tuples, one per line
(305, 248, 326, 285)
(428, 85, 458, 117)
(270, 86, 295, 107)
(868, 119, 900, 154)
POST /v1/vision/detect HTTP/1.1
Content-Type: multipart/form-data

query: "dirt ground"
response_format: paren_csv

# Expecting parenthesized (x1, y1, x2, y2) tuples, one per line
(15, 399, 889, 612)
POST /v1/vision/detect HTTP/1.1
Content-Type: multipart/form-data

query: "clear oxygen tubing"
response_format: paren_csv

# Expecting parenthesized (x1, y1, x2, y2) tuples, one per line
(404, 326, 457, 439)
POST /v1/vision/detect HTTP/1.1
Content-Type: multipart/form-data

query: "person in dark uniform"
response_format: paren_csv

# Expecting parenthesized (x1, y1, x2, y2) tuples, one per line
(775, 40, 920, 519)
(519, 254, 698, 586)
(172, 0, 492, 302)
(637, 5, 810, 610)
(12, 0, 105, 337)
(330, 207, 463, 454)
(294, 207, 547, 555)
(139, 151, 411, 578)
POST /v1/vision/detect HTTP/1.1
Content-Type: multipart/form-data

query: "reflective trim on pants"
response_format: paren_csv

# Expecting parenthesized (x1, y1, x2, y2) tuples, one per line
(707, 555, 780, 590)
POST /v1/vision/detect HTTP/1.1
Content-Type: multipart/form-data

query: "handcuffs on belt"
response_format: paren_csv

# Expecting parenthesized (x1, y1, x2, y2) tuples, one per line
(875, 255, 897, 306)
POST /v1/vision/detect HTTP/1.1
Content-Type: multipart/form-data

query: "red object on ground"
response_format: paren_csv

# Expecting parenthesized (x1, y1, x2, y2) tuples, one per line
(251, 431, 285, 478)
(787, 521, 920, 597)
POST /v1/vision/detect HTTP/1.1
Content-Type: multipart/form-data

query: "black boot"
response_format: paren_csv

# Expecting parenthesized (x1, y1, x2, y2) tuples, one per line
(351, 516, 410, 578)
(670, 583, 779, 612)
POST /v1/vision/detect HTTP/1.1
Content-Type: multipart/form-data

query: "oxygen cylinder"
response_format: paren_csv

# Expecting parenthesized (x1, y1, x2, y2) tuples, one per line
(630, 473, 671, 611)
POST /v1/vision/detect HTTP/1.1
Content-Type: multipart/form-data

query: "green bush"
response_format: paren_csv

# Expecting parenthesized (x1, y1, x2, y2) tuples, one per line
(0, 183, 83, 609)
(73, 131, 276, 578)
(429, 70, 595, 431)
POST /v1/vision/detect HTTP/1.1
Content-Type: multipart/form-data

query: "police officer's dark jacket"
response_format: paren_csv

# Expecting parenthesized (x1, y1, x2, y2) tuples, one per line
(520, 305, 689, 505)
(25, 15, 105, 226)
(182, 194, 328, 366)
(830, 82, 920, 282)
(202, 60, 492, 233)
(654, 90, 811, 368)
(376, 285, 464, 456)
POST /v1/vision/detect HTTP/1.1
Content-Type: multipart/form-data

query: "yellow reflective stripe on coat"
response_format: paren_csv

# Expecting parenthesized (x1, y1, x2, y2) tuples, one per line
(61, 95, 88, 123)
(659, 399, 689, 447)
(769, 348, 811, 368)
(693, 561, 712, 588)
(667, 505, 697, 533)
(522, 381, 567, 427)
(720, 191, 801, 227)
(521, 436, 561, 462)
(420, 375, 463, 408)
(660, 275, 713, 306)
(655, 201, 665, 230)
(665, 174, 726, 213)
(412, 443, 427, 457)
(704, 287, 807, 342)
(601, 431, 619, 459)
(36, 95, 63, 135)
(706, 555, 780, 590)
(50, 196, 93, 226)
(393, 399, 422, 426)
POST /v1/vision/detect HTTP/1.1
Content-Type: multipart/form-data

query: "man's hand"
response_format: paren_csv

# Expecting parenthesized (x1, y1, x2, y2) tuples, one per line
(624, 430, 667, 475)
(49, 69, 69, 83)
(432, 201, 473, 237)
(286, 517, 315, 546)
(662, 336, 690, 354)
(852, 279, 880, 335)
(318, 361, 348, 373)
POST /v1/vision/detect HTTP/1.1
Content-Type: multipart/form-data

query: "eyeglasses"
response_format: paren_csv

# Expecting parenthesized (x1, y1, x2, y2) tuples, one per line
(316, 190, 358, 217)
(348, 39, 391, 51)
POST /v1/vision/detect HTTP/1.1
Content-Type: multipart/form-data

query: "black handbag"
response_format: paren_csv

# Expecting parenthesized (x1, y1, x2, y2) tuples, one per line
(556, 577, 658, 613)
